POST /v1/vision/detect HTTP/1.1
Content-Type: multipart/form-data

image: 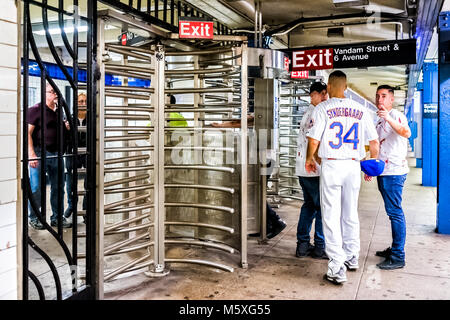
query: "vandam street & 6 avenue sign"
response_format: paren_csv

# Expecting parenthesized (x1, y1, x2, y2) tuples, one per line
(288, 39, 417, 71)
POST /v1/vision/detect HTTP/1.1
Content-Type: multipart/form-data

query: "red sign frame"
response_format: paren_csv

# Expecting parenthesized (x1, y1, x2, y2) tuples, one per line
(291, 71, 309, 79)
(291, 48, 333, 71)
(179, 20, 214, 39)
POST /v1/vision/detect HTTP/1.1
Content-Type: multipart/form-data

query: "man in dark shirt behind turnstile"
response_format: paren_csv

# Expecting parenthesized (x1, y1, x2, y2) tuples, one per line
(27, 83, 72, 230)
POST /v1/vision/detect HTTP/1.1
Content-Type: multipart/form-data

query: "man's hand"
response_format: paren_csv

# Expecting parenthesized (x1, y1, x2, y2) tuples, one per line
(305, 158, 317, 173)
(377, 106, 392, 122)
(64, 120, 70, 130)
(29, 153, 39, 168)
(364, 174, 373, 182)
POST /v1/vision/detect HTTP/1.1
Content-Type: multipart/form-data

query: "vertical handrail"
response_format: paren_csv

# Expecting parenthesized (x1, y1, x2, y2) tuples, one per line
(240, 42, 248, 268)
(86, 0, 98, 299)
(156, 44, 167, 274)
(95, 16, 106, 300)
(22, 0, 30, 300)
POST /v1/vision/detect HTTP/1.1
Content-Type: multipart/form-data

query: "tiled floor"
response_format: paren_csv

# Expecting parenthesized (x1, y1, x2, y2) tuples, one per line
(104, 165, 450, 300)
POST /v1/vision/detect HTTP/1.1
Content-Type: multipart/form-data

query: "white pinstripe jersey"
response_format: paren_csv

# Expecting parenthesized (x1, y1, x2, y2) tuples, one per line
(307, 97, 378, 160)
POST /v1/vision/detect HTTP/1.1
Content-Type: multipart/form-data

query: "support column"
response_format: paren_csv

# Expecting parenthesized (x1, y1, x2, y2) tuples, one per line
(422, 62, 438, 187)
(413, 87, 423, 168)
(438, 12, 450, 234)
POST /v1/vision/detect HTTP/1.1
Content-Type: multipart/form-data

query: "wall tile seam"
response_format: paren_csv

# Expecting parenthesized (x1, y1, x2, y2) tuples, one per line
(0, 89, 18, 93)
(0, 42, 18, 48)
(0, 66, 18, 70)
(0, 18, 18, 25)
(0, 157, 17, 161)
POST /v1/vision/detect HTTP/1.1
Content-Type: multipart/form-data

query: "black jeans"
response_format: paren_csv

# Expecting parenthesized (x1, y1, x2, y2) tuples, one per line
(297, 176, 325, 248)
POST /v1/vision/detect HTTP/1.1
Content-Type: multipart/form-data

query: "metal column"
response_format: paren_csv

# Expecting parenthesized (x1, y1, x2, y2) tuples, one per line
(422, 62, 438, 187)
(437, 12, 450, 234)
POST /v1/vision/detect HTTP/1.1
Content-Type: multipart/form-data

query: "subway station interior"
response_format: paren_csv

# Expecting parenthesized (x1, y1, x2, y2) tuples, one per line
(1, 0, 450, 302)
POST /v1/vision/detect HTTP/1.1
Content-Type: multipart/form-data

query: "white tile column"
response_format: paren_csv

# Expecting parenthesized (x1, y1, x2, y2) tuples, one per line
(0, 0, 20, 300)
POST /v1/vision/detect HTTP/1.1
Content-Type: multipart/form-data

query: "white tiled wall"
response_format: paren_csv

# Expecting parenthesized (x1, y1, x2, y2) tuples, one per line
(0, 0, 19, 300)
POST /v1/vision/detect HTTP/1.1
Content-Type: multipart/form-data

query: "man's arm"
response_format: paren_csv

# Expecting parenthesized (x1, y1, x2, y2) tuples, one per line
(368, 138, 380, 159)
(28, 124, 39, 168)
(378, 107, 411, 138)
(305, 137, 320, 173)
(364, 138, 380, 182)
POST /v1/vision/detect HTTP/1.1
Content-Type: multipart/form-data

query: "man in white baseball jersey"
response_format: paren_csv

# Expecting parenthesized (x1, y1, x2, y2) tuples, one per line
(366, 85, 411, 270)
(305, 70, 380, 284)
(295, 81, 328, 259)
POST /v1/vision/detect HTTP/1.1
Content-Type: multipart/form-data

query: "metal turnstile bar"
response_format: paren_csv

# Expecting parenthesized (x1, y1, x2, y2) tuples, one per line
(104, 254, 152, 282)
(164, 259, 234, 273)
(104, 213, 152, 233)
(104, 184, 153, 194)
(104, 165, 154, 173)
(165, 108, 235, 112)
(165, 203, 234, 214)
(166, 222, 234, 234)
(166, 67, 235, 75)
(104, 126, 153, 131)
(166, 87, 235, 94)
(164, 146, 234, 152)
(105, 64, 155, 73)
(164, 165, 234, 173)
(104, 174, 150, 188)
(105, 114, 150, 120)
(105, 92, 151, 100)
(106, 44, 155, 54)
(104, 135, 150, 142)
(104, 154, 150, 165)
(104, 233, 149, 255)
(104, 193, 151, 210)
(165, 184, 234, 194)
(165, 239, 234, 254)
(105, 69, 152, 80)
(104, 146, 154, 153)
(105, 203, 154, 215)
(106, 46, 152, 61)
(104, 86, 154, 93)
(165, 48, 234, 56)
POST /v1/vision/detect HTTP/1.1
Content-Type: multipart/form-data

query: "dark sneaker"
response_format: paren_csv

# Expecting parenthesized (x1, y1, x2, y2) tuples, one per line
(375, 247, 392, 258)
(51, 217, 72, 228)
(296, 242, 314, 257)
(344, 256, 359, 271)
(29, 219, 45, 230)
(376, 257, 405, 270)
(64, 208, 73, 218)
(324, 265, 347, 285)
(310, 246, 328, 260)
(267, 219, 286, 239)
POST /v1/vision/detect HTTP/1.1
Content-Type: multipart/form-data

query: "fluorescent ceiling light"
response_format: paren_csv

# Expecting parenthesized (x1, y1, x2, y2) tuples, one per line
(33, 25, 88, 36)
(333, 0, 369, 7)
(32, 24, 116, 36)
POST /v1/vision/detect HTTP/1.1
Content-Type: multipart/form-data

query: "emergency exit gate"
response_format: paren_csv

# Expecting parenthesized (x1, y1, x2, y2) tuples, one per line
(91, 11, 248, 293)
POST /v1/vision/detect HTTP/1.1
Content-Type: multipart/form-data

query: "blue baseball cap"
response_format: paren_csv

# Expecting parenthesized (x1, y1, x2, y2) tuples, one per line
(360, 159, 385, 176)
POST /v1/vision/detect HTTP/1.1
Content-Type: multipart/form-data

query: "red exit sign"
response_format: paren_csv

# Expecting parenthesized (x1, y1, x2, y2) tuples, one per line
(179, 20, 214, 39)
(291, 71, 309, 79)
(292, 48, 333, 71)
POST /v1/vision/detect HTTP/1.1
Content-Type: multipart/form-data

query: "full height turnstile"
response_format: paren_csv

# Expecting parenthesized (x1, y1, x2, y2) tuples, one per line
(269, 78, 316, 203)
(92, 11, 249, 293)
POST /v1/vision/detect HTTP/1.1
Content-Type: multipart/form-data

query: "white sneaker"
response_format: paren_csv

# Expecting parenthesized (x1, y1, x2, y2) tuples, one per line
(325, 265, 347, 284)
(344, 256, 359, 271)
